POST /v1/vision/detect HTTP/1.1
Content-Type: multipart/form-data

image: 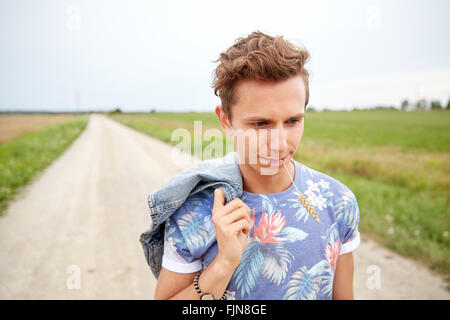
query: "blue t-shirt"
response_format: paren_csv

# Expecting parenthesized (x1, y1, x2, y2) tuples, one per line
(162, 158, 361, 300)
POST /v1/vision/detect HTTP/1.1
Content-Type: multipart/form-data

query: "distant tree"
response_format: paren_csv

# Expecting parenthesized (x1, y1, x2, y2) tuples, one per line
(150, 108, 156, 113)
(306, 106, 316, 112)
(401, 99, 409, 111)
(447, 97, 450, 110)
(430, 100, 442, 110)
(415, 99, 427, 110)
(109, 107, 122, 114)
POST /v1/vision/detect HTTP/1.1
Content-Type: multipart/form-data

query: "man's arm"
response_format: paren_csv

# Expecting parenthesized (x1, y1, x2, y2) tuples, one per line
(154, 257, 236, 300)
(155, 189, 251, 300)
(332, 252, 355, 300)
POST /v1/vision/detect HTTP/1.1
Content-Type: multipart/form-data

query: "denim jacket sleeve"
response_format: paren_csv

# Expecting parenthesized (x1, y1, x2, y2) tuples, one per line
(139, 151, 243, 279)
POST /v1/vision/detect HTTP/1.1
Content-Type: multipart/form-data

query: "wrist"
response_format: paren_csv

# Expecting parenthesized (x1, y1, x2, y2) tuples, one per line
(214, 254, 239, 273)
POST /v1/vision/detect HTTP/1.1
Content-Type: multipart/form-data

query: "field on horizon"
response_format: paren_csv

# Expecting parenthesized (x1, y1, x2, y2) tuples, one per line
(0, 114, 79, 144)
(108, 109, 450, 283)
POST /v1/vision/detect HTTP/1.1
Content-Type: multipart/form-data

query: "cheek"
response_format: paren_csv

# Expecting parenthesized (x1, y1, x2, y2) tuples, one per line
(295, 123, 304, 141)
(291, 124, 304, 149)
(233, 132, 259, 158)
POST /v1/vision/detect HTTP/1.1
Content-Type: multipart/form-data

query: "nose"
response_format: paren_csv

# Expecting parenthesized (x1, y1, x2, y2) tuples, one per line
(270, 124, 288, 156)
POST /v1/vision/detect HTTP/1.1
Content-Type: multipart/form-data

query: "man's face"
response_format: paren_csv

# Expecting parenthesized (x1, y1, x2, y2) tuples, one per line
(216, 74, 306, 175)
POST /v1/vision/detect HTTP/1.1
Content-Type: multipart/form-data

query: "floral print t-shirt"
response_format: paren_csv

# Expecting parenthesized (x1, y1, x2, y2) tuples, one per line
(162, 158, 361, 300)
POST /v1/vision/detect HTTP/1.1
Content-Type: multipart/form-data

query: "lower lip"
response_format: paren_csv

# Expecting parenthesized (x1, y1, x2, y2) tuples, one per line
(259, 154, 289, 166)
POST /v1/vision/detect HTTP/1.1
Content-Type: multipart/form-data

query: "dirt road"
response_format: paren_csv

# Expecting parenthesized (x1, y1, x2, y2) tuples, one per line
(0, 114, 448, 299)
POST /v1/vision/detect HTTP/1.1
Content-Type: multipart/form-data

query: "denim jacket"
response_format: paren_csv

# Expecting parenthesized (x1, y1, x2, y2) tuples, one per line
(139, 151, 243, 278)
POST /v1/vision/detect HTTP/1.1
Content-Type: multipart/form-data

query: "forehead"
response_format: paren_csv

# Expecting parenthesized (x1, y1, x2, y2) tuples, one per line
(232, 75, 306, 119)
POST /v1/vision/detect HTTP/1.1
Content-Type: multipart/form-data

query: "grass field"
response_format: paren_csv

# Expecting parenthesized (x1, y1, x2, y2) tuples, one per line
(0, 114, 78, 144)
(0, 114, 90, 216)
(108, 110, 450, 282)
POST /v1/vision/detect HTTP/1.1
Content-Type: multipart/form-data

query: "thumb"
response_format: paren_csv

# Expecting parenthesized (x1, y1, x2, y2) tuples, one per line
(213, 188, 226, 211)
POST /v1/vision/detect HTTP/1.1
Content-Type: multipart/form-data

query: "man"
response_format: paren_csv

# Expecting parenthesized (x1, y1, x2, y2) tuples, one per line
(154, 30, 360, 300)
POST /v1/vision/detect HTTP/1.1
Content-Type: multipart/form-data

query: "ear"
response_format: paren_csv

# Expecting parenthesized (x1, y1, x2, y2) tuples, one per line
(214, 105, 233, 136)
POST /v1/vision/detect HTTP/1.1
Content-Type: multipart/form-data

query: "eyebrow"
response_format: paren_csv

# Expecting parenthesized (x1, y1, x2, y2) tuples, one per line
(242, 112, 305, 122)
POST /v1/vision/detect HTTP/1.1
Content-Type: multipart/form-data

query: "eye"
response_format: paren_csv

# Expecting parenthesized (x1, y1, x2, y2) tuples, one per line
(253, 121, 266, 127)
(287, 119, 301, 124)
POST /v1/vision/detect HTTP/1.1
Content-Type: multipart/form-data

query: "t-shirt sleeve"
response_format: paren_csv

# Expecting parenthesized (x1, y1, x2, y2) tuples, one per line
(162, 218, 203, 273)
(337, 189, 361, 255)
(161, 190, 215, 273)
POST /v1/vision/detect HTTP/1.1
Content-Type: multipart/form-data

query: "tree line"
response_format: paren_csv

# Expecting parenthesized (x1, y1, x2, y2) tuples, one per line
(400, 96, 450, 111)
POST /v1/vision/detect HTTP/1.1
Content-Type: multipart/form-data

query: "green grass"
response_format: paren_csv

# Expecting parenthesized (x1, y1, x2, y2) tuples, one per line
(303, 109, 450, 153)
(108, 110, 450, 282)
(0, 114, 90, 216)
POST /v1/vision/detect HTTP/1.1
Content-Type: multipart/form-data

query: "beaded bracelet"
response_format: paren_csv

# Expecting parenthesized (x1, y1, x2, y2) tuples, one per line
(193, 271, 229, 300)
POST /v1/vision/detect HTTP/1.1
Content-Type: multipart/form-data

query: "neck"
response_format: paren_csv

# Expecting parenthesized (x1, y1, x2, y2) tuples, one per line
(238, 158, 295, 194)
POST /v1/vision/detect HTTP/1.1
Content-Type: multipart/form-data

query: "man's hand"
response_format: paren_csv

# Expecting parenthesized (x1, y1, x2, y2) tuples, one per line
(212, 188, 251, 270)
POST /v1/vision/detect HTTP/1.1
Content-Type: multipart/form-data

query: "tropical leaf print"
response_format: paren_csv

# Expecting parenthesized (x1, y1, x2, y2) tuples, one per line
(318, 222, 342, 298)
(319, 269, 335, 298)
(187, 191, 209, 206)
(278, 226, 308, 243)
(252, 210, 287, 243)
(232, 206, 309, 297)
(322, 222, 340, 246)
(232, 240, 265, 298)
(165, 219, 173, 237)
(261, 194, 288, 210)
(259, 194, 275, 215)
(177, 211, 214, 251)
(261, 242, 293, 286)
(325, 240, 340, 270)
(283, 260, 329, 300)
(334, 190, 359, 231)
(186, 189, 214, 212)
(284, 267, 320, 300)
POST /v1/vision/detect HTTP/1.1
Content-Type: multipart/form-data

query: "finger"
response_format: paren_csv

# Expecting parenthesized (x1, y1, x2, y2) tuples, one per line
(222, 199, 250, 216)
(213, 193, 249, 219)
(212, 188, 226, 212)
(221, 207, 251, 226)
(229, 219, 251, 235)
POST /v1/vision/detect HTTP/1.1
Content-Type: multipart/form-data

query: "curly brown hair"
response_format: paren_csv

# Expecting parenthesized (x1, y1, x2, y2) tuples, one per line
(212, 30, 311, 120)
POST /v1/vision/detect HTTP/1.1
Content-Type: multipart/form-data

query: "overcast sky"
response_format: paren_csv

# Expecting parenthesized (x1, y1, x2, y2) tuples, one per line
(1, 0, 449, 112)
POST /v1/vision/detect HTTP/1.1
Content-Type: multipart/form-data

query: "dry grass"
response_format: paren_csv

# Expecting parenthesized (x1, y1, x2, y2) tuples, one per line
(0, 114, 77, 144)
(296, 140, 450, 196)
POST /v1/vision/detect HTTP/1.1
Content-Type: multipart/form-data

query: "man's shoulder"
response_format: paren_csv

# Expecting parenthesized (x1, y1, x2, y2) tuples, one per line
(296, 160, 356, 199)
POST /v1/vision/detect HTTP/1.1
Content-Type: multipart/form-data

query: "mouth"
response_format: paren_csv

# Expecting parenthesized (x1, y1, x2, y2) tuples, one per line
(258, 153, 290, 166)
